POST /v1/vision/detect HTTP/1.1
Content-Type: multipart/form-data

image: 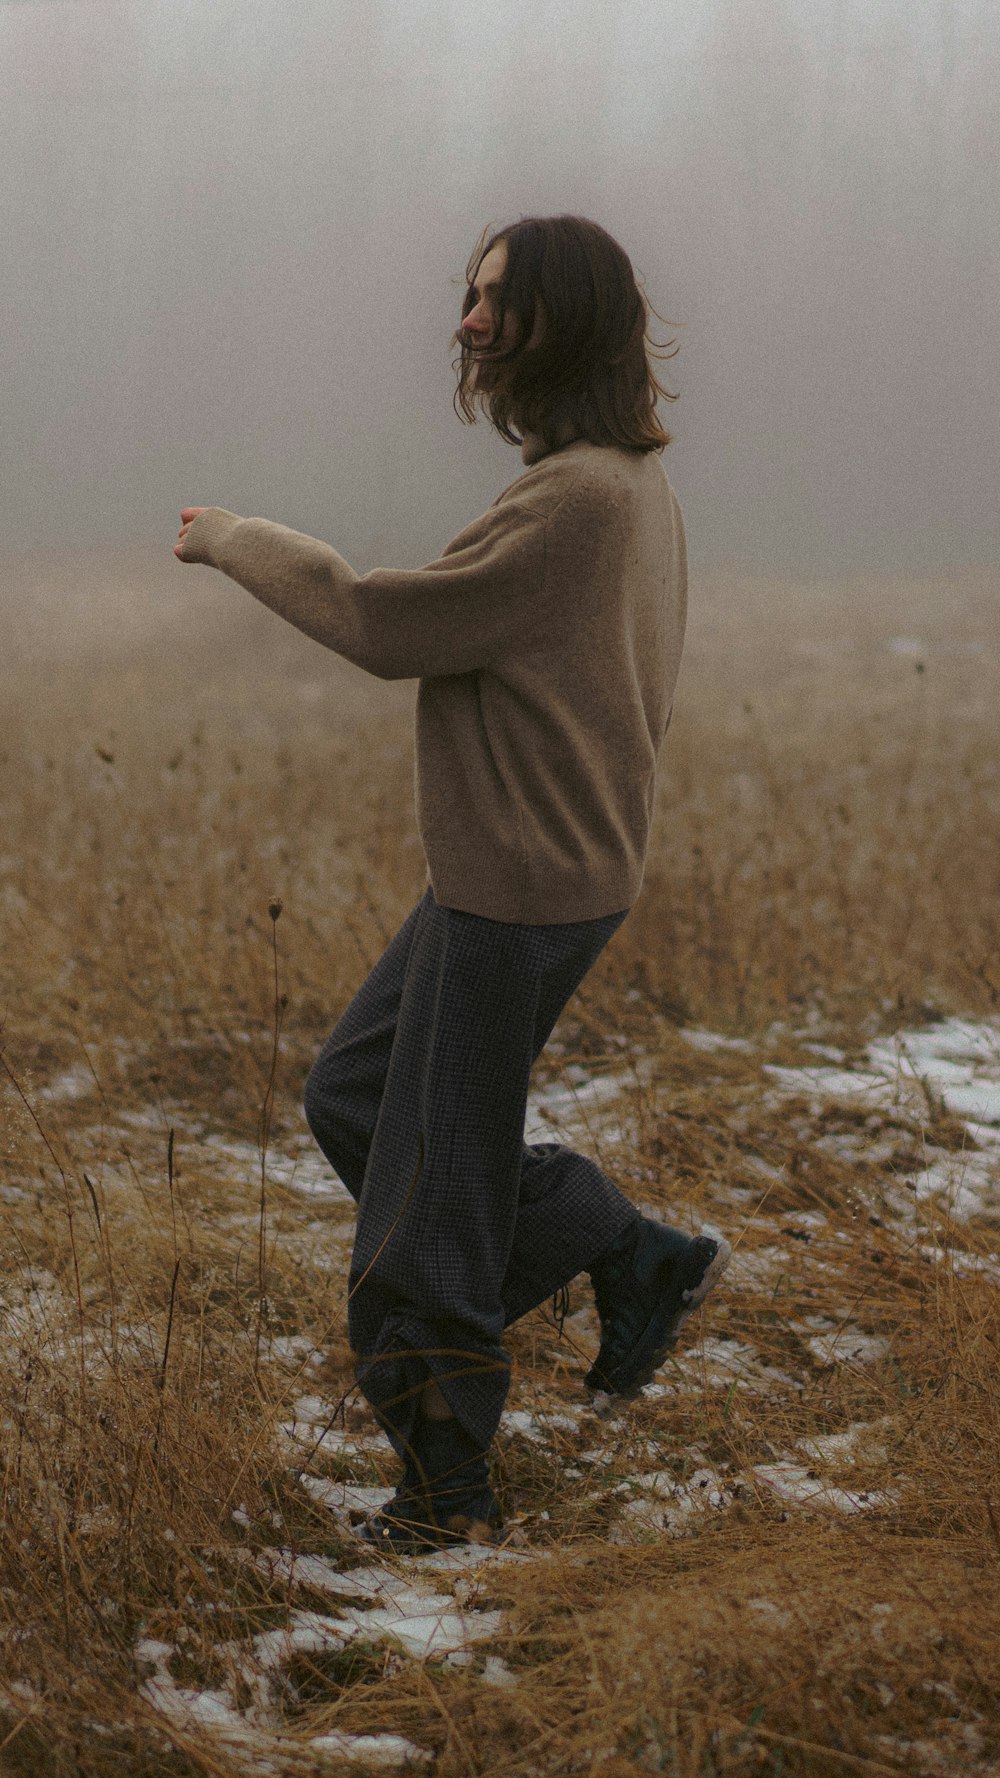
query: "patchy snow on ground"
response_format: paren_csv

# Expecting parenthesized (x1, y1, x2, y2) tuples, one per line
(679, 1029, 756, 1055)
(309, 1732, 431, 1768)
(751, 1460, 897, 1515)
(614, 1462, 746, 1535)
(765, 1017, 1000, 1144)
(525, 1060, 650, 1152)
(135, 1531, 512, 1766)
(7, 1014, 1000, 1765)
(137, 1626, 434, 1768)
(673, 1334, 803, 1395)
(201, 1131, 356, 1203)
(793, 1318, 892, 1370)
(296, 1475, 396, 1519)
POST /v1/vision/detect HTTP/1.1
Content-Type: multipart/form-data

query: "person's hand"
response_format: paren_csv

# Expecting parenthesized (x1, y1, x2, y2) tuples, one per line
(174, 507, 207, 558)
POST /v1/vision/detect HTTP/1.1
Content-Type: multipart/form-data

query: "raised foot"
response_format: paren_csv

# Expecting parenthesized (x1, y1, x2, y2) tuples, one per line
(585, 1229, 732, 1401)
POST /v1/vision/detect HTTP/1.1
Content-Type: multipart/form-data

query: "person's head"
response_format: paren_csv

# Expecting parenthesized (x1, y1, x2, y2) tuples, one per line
(452, 214, 678, 454)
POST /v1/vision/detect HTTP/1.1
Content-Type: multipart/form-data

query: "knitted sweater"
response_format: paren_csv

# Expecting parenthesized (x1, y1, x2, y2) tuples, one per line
(176, 436, 687, 924)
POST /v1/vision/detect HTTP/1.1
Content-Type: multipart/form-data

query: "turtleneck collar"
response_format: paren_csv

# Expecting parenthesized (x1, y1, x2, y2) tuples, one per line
(519, 424, 584, 467)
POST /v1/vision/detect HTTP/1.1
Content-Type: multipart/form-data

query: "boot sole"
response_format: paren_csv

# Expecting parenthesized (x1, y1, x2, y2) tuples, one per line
(356, 1521, 500, 1555)
(355, 1499, 502, 1555)
(587, 1235, 732, 1400)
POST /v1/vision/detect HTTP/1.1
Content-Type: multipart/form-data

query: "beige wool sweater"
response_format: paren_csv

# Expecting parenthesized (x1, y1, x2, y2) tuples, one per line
(177, 436, 687, 924)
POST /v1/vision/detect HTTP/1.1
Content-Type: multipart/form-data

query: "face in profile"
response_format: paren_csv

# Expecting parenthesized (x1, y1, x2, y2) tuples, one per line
(459, 238, 544, 394)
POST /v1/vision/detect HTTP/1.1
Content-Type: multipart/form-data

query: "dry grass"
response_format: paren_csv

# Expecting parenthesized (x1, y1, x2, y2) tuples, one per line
(0, 549, 998, 1775)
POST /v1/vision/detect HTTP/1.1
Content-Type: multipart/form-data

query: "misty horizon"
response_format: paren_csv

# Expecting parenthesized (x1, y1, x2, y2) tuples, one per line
(2, 0, 997, 581)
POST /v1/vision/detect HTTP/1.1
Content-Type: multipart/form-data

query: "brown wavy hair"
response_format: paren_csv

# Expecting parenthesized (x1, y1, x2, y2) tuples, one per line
(452, 214, 679, 454)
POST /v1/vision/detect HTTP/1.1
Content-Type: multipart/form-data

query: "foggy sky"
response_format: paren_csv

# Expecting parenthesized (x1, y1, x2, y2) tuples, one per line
(1, 0, 998, 578)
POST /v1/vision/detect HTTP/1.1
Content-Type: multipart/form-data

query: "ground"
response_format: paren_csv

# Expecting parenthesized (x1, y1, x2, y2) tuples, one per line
(1, 551, 998, 1775)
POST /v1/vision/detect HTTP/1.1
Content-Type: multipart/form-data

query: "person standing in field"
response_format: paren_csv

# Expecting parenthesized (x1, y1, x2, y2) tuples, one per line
(174, 214, 730, 1551)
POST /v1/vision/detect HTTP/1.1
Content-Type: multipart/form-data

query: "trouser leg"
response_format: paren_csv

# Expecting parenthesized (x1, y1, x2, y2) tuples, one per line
(500, 1143, 638, 1326)
(302, 896, 425, 1199)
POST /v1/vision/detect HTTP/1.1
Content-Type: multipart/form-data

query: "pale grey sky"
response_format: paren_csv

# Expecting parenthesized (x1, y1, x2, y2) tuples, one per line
(1, 0, 997, 576)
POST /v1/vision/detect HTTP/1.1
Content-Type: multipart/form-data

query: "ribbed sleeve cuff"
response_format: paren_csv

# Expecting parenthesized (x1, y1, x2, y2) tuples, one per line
(177, 506, 246, 567)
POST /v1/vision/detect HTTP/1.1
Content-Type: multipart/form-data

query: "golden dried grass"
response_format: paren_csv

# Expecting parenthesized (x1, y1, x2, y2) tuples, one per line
(0, 553, 998, 1774)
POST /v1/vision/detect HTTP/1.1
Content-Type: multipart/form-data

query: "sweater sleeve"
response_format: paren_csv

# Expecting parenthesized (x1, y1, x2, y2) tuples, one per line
(175, 496, 547, 681)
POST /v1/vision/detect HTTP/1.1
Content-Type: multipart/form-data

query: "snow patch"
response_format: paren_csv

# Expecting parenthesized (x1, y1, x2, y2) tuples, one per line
(795, 1318, 891, 1368)
(752, 1461, 896, 1514)
(310, 1731, 431, 1767)
(297, 1474, 394, 1517)
(680, 1028, 755, 1054)
(795, 1421, 890, 1466)
(616, 1463, 743, 1535)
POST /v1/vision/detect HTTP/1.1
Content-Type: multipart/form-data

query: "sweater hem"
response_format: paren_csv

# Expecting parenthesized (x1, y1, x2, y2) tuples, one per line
(426, 864, 639, 927)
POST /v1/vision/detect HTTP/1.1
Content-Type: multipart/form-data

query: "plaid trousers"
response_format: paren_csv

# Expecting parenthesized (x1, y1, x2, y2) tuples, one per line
(303, 888, 638, 1451)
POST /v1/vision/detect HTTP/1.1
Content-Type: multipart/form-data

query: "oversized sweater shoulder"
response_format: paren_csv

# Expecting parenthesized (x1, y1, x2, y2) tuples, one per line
(178, 438, 687, 924)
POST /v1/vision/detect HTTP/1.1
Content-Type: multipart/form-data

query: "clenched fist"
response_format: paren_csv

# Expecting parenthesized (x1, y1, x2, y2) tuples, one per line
(174, 507, 207, 559)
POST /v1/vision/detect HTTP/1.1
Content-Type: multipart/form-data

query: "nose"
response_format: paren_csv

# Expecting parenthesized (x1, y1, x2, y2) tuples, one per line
(461, 300, 491, 345)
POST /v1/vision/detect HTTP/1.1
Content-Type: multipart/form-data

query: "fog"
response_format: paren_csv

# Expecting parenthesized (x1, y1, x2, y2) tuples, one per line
(2, 0, 998, 580)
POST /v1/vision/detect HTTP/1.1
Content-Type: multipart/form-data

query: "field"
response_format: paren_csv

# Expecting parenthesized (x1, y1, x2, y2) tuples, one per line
(1, 545, 999, 1776)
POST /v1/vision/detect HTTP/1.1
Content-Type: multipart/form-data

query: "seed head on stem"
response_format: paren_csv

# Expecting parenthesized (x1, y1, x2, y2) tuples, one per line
(256, 896, 285, 1376)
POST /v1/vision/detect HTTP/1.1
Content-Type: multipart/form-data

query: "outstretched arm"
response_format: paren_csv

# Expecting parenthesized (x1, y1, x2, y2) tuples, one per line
(173, 497, 547, 681)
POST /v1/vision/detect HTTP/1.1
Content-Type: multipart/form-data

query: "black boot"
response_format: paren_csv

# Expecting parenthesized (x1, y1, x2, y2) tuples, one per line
(359, 1413, 501, 1553)
(586, 1217, 731, 1398)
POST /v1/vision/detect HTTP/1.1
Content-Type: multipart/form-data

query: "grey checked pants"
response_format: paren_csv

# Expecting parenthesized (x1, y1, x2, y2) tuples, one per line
(303, 888, 639, 1453)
